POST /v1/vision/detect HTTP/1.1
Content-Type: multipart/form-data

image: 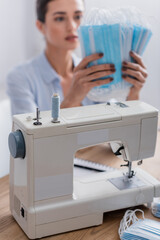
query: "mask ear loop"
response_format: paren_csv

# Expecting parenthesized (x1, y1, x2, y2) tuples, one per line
(118, 209, 145, 239)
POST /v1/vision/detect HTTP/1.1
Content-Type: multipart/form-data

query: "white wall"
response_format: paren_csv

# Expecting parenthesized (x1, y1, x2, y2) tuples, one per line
(0, 0, 43, 178)
(0, 0, 24, 85)
(0, 99, 11, 178)
(0, 0, 40, 86)
(84, 0, 160, 109)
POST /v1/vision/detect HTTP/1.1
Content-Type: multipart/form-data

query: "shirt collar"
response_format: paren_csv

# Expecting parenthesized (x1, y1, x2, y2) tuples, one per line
(38, 51, 60, 84)
(38, 51, 81, 84)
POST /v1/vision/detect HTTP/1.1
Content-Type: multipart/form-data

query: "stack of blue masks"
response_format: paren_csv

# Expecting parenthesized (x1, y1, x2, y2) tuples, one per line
(121, 219, 160, 240)
(119, 209, 160, 240)
(152, 198, 160, 218)
(78, 7, 152, 102)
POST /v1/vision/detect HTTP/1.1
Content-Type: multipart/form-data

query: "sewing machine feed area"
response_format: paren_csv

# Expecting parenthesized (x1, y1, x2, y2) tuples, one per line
(8, 101, 160, 239)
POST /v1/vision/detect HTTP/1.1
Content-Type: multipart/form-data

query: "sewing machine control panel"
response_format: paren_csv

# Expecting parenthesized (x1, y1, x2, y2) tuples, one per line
(12, 101, 157, 131)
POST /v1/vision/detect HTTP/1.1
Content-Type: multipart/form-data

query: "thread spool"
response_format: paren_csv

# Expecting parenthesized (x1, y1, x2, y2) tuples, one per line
(52, 93, 60, 123)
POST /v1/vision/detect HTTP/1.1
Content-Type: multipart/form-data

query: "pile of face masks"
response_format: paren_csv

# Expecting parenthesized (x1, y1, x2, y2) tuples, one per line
(152, 198, 160, 218)
(119, 209, 160, 240)
(78, 7, 152, 102)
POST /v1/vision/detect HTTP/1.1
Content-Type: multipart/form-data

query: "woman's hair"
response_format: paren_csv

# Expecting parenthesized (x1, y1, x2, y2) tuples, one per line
(36, 0, 54, 23)
(36, 0, 84, 23)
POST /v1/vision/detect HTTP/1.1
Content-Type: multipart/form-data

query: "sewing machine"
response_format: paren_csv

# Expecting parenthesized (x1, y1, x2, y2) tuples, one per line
(8, 101, 160, 239)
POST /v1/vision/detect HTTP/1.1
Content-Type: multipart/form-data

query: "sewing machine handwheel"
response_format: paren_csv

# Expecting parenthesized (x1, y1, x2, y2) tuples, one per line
(8, 130, 26, 159)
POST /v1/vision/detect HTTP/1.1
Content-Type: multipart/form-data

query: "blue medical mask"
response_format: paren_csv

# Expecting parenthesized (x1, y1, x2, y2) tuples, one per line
(152, 198, 160, 218)
(132, 25, 152, 56)
(119, 209, 160, 240)
(121, 25, 133, 63)
(78, 24, 120, 83)
(78, 24, 131, 102)
(78, 8, 152, 102)
(78, 26, 92, 59)
(137, 28, 152, 55)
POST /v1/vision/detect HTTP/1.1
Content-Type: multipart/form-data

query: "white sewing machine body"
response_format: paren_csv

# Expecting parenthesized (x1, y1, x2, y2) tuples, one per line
(9, 101, 160, 239)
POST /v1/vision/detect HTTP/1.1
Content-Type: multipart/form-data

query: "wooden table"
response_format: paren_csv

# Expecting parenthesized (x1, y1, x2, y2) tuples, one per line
(0, 131, 160, 240)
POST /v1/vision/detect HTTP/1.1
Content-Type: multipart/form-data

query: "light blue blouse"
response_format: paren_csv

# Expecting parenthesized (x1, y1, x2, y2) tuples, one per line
(6, 52, 95, 115)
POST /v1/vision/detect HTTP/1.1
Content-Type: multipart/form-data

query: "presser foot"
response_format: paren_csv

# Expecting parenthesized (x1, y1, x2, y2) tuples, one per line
(109, 160, 146, 190)
(123, 170, 135, 180)
(108, 174, 146, 190)
(120, 160, 137, 179)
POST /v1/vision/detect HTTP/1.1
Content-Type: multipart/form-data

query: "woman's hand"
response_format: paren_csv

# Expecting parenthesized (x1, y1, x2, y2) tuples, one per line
(122, 51, 148, 100)
(61, 53, 115, 108)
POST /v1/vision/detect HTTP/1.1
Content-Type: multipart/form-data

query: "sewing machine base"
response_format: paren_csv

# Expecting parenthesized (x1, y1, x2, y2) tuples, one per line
(11, 168, 160, 239)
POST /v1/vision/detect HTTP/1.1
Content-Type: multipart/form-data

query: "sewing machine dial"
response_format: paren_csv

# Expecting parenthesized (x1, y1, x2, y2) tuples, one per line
(8, 130, 26, 159)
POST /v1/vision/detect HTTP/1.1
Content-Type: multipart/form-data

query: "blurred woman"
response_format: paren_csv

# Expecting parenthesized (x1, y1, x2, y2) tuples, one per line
(6, 0, 148, 115)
